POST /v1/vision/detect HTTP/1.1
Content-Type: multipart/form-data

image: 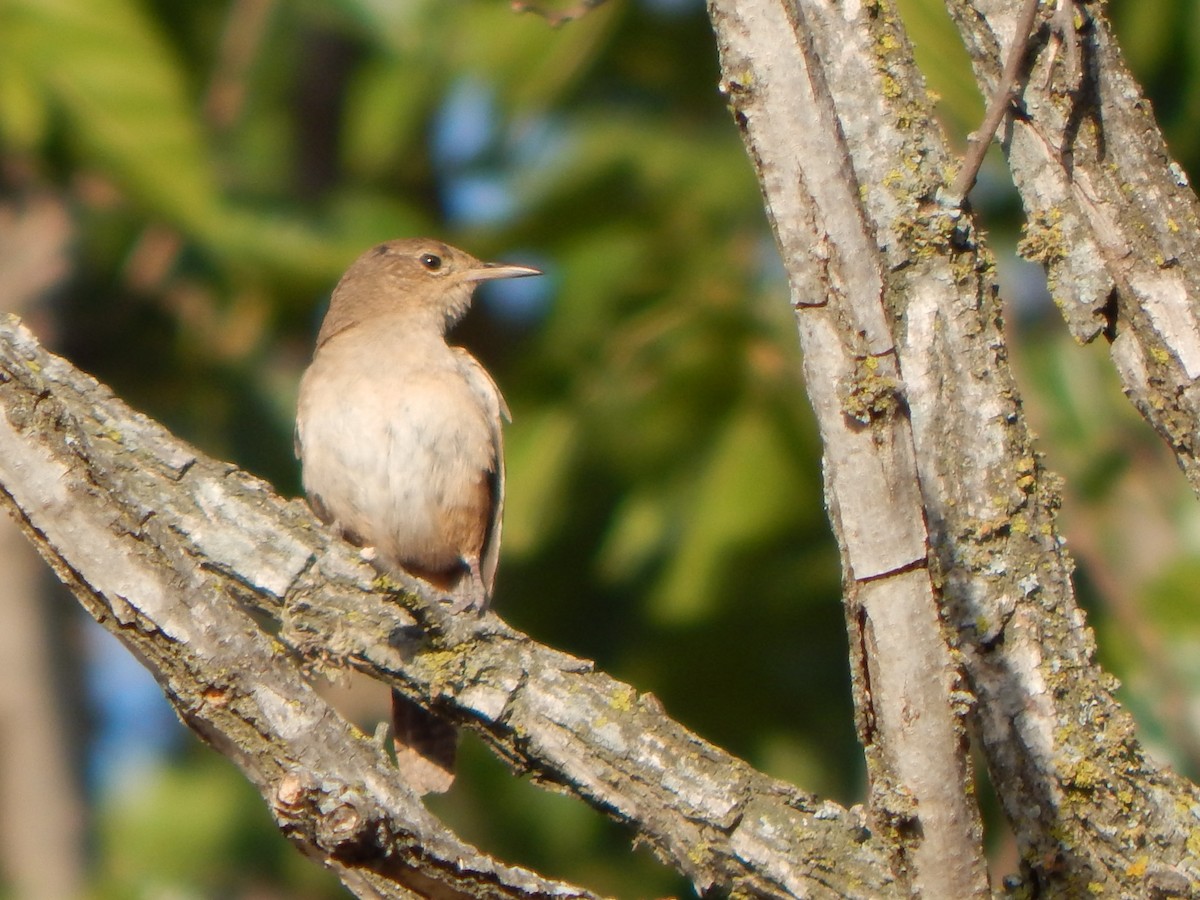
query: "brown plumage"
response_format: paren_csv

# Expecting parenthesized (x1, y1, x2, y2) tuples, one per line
(295, 238, 539, 793)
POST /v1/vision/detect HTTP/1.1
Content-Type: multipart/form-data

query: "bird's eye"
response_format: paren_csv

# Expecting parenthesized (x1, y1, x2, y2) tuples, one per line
(419, 253, 443, 271)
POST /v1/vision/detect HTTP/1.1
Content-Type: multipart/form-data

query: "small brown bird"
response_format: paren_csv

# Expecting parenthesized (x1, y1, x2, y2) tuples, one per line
(295, 238, 540, 794)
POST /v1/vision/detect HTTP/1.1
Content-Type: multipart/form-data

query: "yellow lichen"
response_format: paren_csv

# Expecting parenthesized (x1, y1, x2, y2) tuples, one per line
(371, 573, 404, 592)
(840, 360, 902, 425)
(1071, 758, 1102, 790)
(609, 685, 636, 712)
(1018, 209, 1068, 265)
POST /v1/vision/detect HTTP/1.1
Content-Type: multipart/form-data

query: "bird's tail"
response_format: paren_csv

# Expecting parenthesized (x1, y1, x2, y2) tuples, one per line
(391, 689, 458, 795)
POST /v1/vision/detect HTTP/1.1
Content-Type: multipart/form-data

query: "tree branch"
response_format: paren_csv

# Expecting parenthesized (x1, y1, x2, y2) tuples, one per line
(708, 1, 989, 896)
(947, 0, 1040, 204)
(0, 312, 900, 899)
(0, 327, 599, 900)
(710, 0, 1200, 894)
(948, 0, 1200, 492)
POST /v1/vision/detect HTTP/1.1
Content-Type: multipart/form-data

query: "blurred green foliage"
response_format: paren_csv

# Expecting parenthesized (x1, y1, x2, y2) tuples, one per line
(92, 748, 340, 899)
(2, 0, 1200, 895)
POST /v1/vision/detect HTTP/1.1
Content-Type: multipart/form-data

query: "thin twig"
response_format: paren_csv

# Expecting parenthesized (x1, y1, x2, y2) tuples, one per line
(1040, 0, 1080, 90)
(1053, 0, 1080, 90)
(948, 0, 1041, 205)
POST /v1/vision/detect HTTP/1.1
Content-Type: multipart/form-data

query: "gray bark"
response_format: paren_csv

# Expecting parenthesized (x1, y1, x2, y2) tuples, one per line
(0, 312, 898, 899)
(708, 0, 1200, 896)
(707, 0, 989, 896)
(944, 0, 1200, 894)
(4, 1, 1200, 898)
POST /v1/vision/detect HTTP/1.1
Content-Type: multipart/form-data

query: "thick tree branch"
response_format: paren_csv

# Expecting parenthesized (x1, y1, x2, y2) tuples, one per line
(948, 0, 1200, 492)
(710, 0, 1200, 895)
(0, 326, 597, 900)
(930, 0, 1200, 889)
(0, 313, 900, 899)
(708, 1, 990, 896)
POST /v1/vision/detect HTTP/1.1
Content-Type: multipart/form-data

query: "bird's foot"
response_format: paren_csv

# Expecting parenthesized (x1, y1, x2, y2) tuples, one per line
(446, 566, 489, 615)
(447, 588, 487, 615)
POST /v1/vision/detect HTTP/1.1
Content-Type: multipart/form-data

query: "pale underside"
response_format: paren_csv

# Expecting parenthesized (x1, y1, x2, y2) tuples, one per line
(296, 319, 506, 608)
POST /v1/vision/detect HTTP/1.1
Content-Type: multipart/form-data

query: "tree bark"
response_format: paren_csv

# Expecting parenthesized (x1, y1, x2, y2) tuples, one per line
(709, 0, 1200, 896)
(4, 1, 1200, 898)
(0, 312, 899, 899)
(707, 1, 990, 896)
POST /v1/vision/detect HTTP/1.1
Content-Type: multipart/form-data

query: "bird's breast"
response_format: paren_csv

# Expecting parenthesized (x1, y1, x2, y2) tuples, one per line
(297, 340, 497, 573)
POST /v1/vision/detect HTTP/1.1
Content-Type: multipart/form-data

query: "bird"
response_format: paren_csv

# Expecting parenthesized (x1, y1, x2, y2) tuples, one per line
(295, 237, 540, 794)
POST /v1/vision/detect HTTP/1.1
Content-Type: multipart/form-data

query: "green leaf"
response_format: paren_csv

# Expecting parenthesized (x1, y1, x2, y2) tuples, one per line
(1, 0, 220, 229)
(504, 407, 578, 557)
(0, 51, 48, 149)
(650, 403, 807, 624)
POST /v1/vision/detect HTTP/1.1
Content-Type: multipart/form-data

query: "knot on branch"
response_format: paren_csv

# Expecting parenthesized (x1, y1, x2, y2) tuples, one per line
(273, 773, 386, 862)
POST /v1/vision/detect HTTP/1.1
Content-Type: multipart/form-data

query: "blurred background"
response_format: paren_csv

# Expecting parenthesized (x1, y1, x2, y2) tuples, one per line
(0, 0, 1198, 896)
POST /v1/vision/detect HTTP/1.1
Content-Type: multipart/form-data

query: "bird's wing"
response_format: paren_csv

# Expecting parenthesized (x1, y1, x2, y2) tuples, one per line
(451, 348, 507, 599)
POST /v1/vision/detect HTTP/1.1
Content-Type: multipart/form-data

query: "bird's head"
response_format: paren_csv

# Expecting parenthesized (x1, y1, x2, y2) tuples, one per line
(317, 238, 541, 346)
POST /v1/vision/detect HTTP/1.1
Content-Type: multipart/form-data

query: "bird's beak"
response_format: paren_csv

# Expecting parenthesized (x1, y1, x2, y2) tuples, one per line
(465, 261, 542, 282)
